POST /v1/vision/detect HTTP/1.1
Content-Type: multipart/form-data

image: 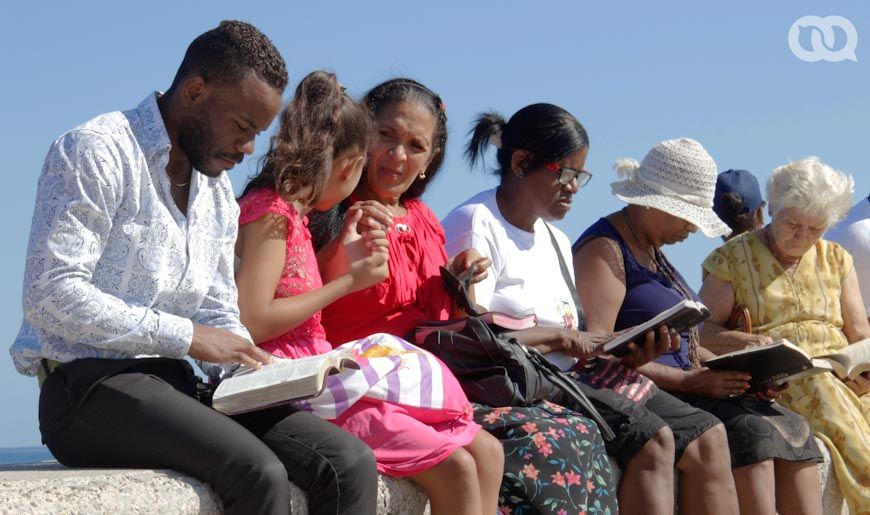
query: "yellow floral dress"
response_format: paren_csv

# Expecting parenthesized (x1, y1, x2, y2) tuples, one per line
(703, 232, 870, 513)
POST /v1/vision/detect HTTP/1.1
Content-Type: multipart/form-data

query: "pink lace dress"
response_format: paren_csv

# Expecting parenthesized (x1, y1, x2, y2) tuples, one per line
(238, 188, 480, 476)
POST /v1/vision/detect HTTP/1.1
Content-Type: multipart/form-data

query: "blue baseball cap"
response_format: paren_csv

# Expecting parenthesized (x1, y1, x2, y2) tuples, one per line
(713, 169, 764, 218)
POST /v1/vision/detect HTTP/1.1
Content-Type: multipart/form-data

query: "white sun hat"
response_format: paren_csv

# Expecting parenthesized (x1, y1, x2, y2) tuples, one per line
(610, 138, 730, 237)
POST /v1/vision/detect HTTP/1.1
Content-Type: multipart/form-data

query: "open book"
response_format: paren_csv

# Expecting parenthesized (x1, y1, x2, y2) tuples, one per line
(212, 348, 360, 415)
(703, 339, 833, 390)
(705, 338, 870, 389)
(413, 311, 537, 345)
(603, 300, 711, 356)
(816, 338, 870, 379)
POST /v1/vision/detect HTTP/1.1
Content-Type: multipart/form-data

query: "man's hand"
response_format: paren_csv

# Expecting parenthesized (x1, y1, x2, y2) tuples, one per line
(188, 324, 273, 369)
(681, 368, 752, 398)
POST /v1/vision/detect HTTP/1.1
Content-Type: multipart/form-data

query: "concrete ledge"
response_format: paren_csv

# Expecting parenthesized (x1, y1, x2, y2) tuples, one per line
(816, 439, 849, 515)
(0, 464, 222, 514)
(0, 463, 430, 515)
(0, 436, 847, 514)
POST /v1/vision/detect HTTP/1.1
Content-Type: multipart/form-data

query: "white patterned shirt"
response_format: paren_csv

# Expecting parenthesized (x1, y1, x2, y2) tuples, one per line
(10, 93, 251, 377)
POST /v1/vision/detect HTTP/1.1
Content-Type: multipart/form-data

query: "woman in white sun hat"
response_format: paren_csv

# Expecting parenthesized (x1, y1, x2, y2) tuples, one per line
(574, 138, 824, 515)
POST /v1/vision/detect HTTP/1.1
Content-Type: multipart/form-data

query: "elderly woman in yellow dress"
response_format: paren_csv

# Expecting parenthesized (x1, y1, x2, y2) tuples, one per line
(699, 157, 870, 513)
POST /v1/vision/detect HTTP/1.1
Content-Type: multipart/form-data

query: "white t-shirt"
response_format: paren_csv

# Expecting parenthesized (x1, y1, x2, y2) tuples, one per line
(442, 188, 580, 370)
(826, 197, 870, 317)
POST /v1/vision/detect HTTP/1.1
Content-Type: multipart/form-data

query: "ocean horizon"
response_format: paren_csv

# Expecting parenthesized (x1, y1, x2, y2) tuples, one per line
(0, 445, 55, 466)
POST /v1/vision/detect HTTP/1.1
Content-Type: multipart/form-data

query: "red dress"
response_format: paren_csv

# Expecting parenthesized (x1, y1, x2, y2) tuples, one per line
(321, 198, 453, 343)
(238, 189, 479, 476)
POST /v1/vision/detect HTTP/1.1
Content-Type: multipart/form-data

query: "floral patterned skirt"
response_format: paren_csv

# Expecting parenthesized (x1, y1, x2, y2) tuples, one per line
(474, 401, 618, 515)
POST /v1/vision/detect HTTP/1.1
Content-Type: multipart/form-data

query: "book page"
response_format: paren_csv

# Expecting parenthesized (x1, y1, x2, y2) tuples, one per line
(822, 338, 870, 378)
(216, 354, 333, 398)
(603, 300, 710, 355)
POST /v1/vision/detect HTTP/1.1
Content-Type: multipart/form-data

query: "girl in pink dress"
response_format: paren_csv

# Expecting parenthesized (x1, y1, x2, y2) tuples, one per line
(234, 71, 503, 515)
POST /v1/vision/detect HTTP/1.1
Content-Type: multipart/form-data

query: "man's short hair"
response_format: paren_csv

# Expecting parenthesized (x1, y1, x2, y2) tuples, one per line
(170, 20, 288, 94)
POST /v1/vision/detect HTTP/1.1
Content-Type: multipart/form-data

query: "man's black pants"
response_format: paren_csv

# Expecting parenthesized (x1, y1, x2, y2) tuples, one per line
(38, 358, 378, 515)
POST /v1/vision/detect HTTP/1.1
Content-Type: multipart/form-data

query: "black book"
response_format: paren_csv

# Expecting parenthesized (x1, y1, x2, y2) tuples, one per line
(703, 339, 834, 390)
(603, 300, 710, 356)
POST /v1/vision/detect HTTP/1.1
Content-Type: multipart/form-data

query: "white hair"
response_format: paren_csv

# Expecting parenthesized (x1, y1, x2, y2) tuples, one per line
(767, 157, 854, 228)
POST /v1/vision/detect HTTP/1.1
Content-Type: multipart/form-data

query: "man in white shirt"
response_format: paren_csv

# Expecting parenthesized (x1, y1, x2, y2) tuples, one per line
(10, 21, 376, 515)
(827, 194, 870, 322)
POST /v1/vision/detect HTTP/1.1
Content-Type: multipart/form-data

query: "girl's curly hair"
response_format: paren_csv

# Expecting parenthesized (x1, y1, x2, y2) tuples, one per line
(241, 70, 372, 206)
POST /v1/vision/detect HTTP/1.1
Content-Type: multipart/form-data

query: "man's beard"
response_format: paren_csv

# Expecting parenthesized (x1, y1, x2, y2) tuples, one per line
(178, 111, 221, 177)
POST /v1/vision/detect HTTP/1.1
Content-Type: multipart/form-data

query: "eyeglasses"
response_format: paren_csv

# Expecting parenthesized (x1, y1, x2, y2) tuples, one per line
(542, 162, 593, 187)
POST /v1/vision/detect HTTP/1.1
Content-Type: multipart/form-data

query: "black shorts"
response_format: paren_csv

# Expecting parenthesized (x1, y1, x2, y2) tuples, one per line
(673, 393, 823, 468)
(571, 382, 721, 468)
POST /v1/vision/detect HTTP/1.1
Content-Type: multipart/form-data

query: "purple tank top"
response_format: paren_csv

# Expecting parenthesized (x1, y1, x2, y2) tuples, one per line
(574, 217, 697, 369)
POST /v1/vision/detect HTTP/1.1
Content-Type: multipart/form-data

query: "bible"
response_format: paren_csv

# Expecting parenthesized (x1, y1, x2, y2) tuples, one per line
(815, 338, 870, 380)
(212, 349, 360, 415)
(702, 339, 843, 390)
(603, 299, 711, 356)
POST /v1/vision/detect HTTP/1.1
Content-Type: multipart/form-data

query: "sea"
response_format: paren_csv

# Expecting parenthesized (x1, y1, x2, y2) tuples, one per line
(0, 446, 55, 466)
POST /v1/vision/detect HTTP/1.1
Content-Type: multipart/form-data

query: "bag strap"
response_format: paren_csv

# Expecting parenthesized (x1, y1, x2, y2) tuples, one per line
(439, 259, 614, 440)
(523, 345, 615, 440)
(544, 223, 587, 331)
(725, 305, 753, 334)
(440, 265, 484, 317)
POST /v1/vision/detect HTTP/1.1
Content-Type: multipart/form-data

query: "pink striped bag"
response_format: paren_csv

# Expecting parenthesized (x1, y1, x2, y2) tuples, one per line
(294, 333, 469, 420)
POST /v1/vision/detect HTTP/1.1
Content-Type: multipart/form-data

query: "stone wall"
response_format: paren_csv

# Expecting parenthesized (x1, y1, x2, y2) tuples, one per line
(0, 437, 849, 514)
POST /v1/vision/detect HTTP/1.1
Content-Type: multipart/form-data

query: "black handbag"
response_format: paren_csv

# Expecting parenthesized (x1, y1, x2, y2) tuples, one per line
(417, 315, 556, 407)
(415, 266, 615, 440)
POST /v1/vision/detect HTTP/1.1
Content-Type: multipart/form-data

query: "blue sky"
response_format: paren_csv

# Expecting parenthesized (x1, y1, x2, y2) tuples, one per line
(1, 1, 868, 447)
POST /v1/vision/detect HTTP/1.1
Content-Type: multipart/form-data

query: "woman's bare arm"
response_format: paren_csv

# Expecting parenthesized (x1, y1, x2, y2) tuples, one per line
(698, 273, 773, 353)
(573, 237, 679, 368)
(236, 212, 386, 344)
(841, 267, 870, 343)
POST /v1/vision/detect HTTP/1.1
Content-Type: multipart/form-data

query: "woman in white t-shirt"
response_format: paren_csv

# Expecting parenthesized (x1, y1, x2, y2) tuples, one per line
(443, 104, 739, 515)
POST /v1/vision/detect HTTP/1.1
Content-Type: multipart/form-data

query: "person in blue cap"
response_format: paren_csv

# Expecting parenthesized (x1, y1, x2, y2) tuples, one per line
(713, 169, 766, 240)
